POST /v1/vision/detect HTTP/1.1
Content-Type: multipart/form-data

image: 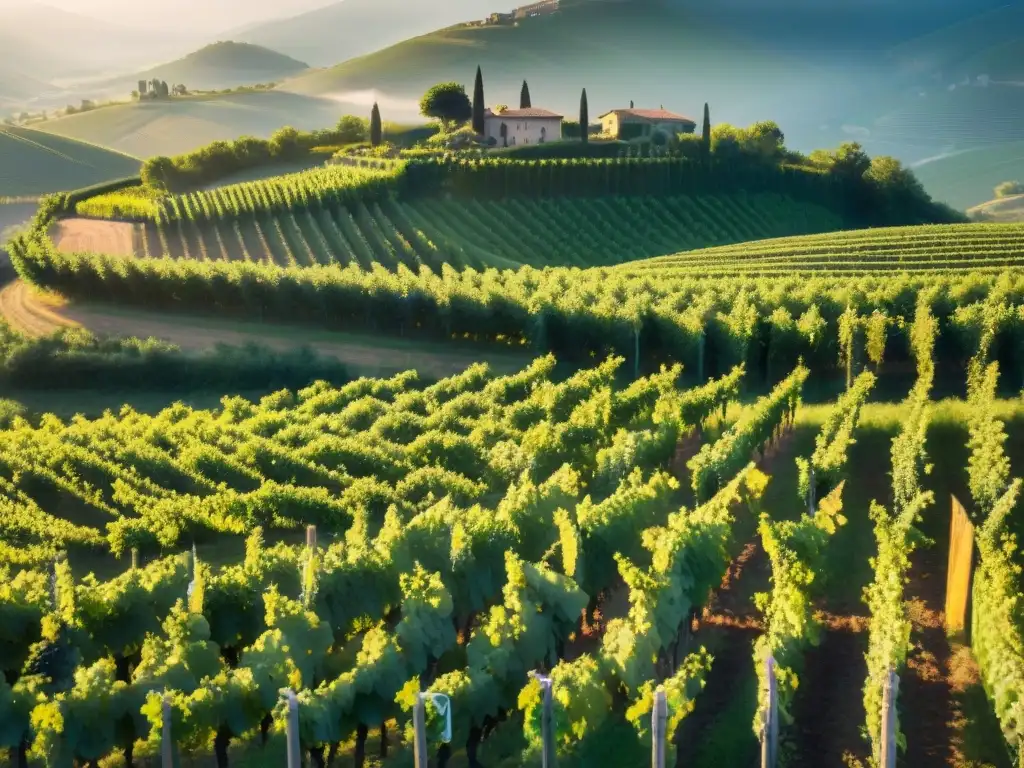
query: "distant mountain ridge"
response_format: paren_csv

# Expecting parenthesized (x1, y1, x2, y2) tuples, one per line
(237, 0, 497, 66)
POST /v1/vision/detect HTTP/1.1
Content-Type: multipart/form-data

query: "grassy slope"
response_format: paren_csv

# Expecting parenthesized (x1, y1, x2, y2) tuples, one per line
(885, 2, 1024, 81)
(31, 91, 344, 158)
(124, 42, 311, 92)
(238, 0, 494, 67)
(0, 125, 140, 197)
(276, 0, 1023, 209)
(278, 0, 828, 138)
(913, 141, 1024, 210)
(969, 193, 1024, 222)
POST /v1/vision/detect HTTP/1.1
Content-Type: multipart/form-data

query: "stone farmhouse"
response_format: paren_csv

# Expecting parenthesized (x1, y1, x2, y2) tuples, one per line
(598, 107, 697, 140)
(484, 106, 563, 146)
(486, 0, 558, 25)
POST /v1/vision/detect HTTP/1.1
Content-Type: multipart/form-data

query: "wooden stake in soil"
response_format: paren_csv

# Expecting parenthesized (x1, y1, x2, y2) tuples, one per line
(161, 693, 173, 768)
(285, 689, 301, 768)
(880, 667, 899, 768)
(945, 495, 975, 637)
(761, 655, 778, 768)
(530, 671, 555, 767)
(413, 689, 428, 768)
(652, 686, 668, 768)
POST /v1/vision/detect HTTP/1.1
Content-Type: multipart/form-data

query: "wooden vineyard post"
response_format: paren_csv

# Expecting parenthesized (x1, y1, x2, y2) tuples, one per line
(761, 655, 778, 768)
(945, 495, 975, 638)
(530, 671, 555, 767)
(161, 693, 173, 768)
(412, 689, 428, 768)
(306, 524, 317, 550)
(880, 667, 899, 768)
(285, 689, 301, 768)
(651, 686, 668, 768)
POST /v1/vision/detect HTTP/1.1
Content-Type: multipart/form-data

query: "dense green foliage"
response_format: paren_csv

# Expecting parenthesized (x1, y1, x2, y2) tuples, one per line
(960, 312, 1024, 761)
(861, 298, 937, 764)
(13, 219, 1024, 385)
(0, 320, 351, 393)
(0, 354, 796, 766)
(140, 125, 374, 193)
(751, 363, 875, 763)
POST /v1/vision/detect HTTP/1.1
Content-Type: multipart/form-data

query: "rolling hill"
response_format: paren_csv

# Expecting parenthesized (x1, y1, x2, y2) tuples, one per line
(969, 193, 1024, 223)
(278, 0, 844, 151)
(885, 2, 1024, 82)
(31, 91, 348, 158)
(275, 0, 1024, 210)
(0, 1, 202, 83)
(124, 42, 310, 92)
(0, 125, 140, 197)
(238, 0, 496, 67)
(912, 140, 1024, 211)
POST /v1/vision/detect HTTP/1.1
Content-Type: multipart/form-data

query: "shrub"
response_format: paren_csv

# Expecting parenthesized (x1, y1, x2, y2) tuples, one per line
(995, 181, 1024, 198)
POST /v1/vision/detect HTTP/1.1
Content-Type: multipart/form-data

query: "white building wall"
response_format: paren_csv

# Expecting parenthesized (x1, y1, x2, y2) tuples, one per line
(484, 117, 562, 146)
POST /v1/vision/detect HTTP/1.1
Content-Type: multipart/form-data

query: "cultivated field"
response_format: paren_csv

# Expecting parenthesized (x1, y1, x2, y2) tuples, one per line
(622, 222, 1024, 274)
(5, 136, 1024, 768)
(32, 91, 365, 158)
(0, 125, 140, 198)
(0, 280, 531, 380)
(1, 328, 1020, 767)
(120, 193, 846, 270)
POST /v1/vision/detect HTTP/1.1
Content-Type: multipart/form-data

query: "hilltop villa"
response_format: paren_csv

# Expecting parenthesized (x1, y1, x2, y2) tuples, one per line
(598, 107, 696, 140)
(484, 107, 563, 147)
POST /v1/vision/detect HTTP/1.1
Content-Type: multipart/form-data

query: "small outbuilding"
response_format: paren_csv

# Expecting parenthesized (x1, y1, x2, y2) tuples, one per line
(597, 107, 696, 140)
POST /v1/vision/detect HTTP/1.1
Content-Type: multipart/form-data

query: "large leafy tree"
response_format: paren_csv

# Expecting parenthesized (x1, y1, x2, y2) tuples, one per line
(337, 115, 368, 144)
(420, 82, 472, 132)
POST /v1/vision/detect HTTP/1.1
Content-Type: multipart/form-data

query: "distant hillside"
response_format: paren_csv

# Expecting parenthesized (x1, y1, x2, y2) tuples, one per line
(0, 125, 140, 197)
(0, 1, 202, 82)
(969, 193, 1024, 222)
(128, 42, 310, 91)
(239, 0, 495, 67)
(0, 69, 52, 107)
(32, 91, 350, 158)
(279, 0, 846, 150)
(886, 2, 1024, 81)
(914, 141, 1024, 210)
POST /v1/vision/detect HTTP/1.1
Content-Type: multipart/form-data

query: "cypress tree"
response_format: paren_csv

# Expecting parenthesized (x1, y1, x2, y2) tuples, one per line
(472, 66, 485, 135)
(701, 102, 712, 160)
(520, 80, 532, 109)
(579, 88, 589, 144)
(370, 102, 382, 147)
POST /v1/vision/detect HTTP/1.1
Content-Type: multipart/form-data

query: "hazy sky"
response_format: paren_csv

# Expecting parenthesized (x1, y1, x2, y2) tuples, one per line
(12, 0, 340, 32)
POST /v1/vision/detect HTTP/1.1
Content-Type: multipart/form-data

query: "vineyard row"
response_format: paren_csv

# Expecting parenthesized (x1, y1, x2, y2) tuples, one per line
(127, 193, 844, 272)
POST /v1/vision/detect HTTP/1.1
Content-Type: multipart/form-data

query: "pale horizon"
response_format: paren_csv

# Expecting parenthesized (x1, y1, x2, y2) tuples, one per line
(0, 0, 341, 32)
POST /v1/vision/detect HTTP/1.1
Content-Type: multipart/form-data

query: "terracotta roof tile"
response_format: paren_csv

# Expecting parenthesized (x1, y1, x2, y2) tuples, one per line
(484, 107, 563, 119)
(597, 108, 695, 123)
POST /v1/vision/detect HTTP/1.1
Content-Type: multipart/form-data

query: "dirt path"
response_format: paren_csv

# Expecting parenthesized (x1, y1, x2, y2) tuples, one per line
(49, 218, 140, 256)
(674, 426, 797, 768)
(791, 617, 870, 768)
(901, 526, 1011, 768)
(0, 280, 532, 379)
